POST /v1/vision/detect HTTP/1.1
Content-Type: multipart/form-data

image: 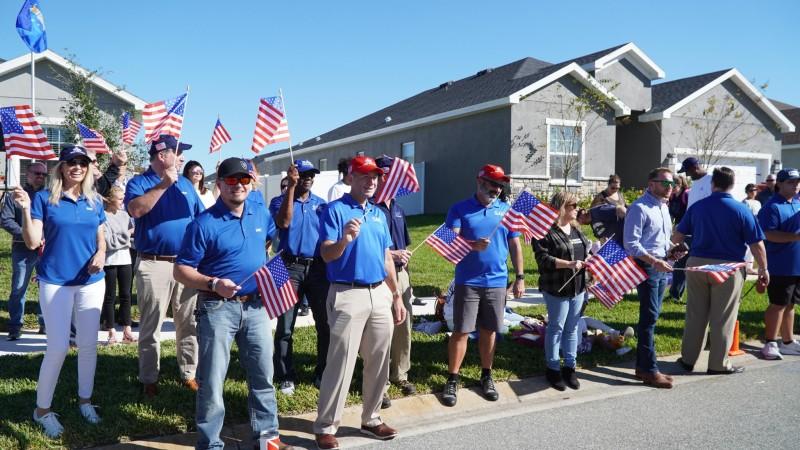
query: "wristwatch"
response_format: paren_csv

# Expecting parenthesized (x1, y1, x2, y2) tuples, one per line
(515, 273, 525, 281)
(207, 277, 218, 292)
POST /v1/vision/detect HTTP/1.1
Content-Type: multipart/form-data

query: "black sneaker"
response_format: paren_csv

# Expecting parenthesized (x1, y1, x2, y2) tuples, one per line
(397, 380, 416, 396)
(381, 393, 392, 409)
(298, 306, 310, 317)
(441, 379, 458, 407)
(7, 330, 21, 341)
(546, 368, 566, 391)
(561, 367, 580, 390)
(480, 375, 499, 401)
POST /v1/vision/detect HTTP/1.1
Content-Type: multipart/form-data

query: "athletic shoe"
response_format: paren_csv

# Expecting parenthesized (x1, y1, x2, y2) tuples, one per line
(480, 375, 499, 401)
(298, 306, 310, 317)
(7, 330, 21, 341)
(623, 326, 635, 339)
(381, 393, 392, 409)
(778, 340, 800, 356)
(440, 379, 458, 407)
(397, 380, 416, 396)
(279, 380, 295, 396)
(360, 423, 398, 440)
(761, 341, 783, 360)
(258, 436, 296, 450)
(79, 403, 101, 424)
(33, 411, 64, 438)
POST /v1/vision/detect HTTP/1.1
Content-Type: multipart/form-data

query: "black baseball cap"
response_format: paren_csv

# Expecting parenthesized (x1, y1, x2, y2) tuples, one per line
(217, 157, 250, 178)
(677, 157, 700, 173)
(59, 145, 91, 162)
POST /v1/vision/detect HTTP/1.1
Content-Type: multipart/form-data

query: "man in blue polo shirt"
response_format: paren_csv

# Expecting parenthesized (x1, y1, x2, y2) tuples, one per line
(174, 157, 292, 450)
(313, 155, 406, 450)
(440, 164, 525, 408)
(124, 134, 204, 397)
(757, 168, 800, 360)
(269, 159, 329, 395)
(673, 167, 767, 375)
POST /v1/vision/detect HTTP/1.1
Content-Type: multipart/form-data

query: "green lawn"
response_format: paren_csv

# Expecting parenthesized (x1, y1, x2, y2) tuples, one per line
(0, 216, 787, 449)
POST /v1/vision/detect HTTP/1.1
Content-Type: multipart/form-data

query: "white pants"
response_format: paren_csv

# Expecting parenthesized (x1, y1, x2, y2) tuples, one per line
(36, 280, 105, 409)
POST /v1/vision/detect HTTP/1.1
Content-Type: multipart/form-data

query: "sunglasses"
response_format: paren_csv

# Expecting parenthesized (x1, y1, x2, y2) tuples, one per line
(566, 203, 578, 209)
(190, 170, 204, 176)
(222, 175, 253, 186)
(653, 179, 676, 188)
(481, 178, 504, 189)
(66, 159, 89, 168)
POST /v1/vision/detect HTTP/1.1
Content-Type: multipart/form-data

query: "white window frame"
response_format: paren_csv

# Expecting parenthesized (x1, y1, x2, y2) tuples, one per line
(401, 141, 415, 164)
(545, 118, 586, 186)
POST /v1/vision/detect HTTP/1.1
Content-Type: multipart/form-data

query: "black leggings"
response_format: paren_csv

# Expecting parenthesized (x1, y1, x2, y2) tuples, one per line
(102, 264, 133, 328)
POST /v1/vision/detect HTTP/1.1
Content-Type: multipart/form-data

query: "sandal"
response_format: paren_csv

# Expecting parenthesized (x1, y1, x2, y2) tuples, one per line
(122, 334, 137, 343)
(107, 334, 119, 346)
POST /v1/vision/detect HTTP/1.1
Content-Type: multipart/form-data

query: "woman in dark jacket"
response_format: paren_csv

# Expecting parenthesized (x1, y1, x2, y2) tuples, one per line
(534, 191, 590, 391)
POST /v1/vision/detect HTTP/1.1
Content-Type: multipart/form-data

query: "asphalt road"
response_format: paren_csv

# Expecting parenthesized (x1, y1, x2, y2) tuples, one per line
(363, 359, 800, 449)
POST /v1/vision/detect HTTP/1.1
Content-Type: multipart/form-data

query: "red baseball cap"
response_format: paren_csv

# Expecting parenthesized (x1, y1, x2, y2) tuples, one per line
(349, 155, 383, 175)
(477, 164, 510, 183)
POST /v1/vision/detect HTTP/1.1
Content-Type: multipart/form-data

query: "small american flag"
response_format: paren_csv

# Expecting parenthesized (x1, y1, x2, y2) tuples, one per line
(500, 191, 558, 242)
(425, 224, 471, 265)
(121, 112, 141, 145)
(374, 158, 420, 204)
(143, 93, 186, 143)
(209, 119, 232, 153)
(254, 254, 299, 319)
(0, 105, 54, 159)
(76, 121, 109, 153)
(251, 96, 290, 154)
(588, 281, 622, 309)
(585, 239, 646, 300)
(686, 262, 746, 284)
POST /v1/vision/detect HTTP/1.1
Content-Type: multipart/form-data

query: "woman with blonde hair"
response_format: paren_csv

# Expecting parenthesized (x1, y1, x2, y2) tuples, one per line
(533, 190, 590, 391)
(13, 145, 107, 438)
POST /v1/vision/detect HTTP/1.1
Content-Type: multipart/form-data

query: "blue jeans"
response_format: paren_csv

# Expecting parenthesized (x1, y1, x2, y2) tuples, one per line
(543, 291, 585, 370)
(195, 295, 278, 449)
(7, 248, 39, 332)
(636, 263, 668, 374)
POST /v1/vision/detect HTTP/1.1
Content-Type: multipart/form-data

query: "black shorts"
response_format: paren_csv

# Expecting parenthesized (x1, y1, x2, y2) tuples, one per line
(766, 275, 800, 306)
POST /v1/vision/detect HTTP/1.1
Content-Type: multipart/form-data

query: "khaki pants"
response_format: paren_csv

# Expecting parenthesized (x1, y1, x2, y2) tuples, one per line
(390, 267, 413, 383)
(136, 259, 198, 384)
(681, 256, 744, 372)
(314, 282, 393, 435)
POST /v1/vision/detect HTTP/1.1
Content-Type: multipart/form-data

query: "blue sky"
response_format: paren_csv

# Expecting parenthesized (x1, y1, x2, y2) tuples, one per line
(2, 0, 798, 172)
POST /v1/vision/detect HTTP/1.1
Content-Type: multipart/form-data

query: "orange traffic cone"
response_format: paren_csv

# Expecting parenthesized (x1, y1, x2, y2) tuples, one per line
(728, 320, 745, 356)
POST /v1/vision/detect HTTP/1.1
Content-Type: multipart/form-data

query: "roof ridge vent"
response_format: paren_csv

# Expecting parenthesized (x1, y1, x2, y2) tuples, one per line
(438, 81, 454, 90)
(475, 67, 493, 77)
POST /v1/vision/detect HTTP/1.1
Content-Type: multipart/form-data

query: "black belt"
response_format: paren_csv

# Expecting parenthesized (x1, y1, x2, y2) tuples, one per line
(199, 291, 254, 303)
(139, 253, 177, 263)
(281, 253, 317, 266)
(333, 281, 384, 289)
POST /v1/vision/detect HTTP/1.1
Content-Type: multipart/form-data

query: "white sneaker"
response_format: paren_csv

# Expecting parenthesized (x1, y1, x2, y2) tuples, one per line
(79, 403, 101, 424)
(778, 340, 800, 356)
(33, 410, 64, 438)
(279, 380, 295, 396)
(761, 341, 783, 360)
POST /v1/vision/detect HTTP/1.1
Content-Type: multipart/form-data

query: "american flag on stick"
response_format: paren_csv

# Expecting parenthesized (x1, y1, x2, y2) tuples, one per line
(0, 105, 54, 159)
(500, 191, 558, 242)
(685, 262, 746, 284)
(250, 96, 290, 154)
(374, 157, 420, 204)
(143, 93, 187, 143)
(209, 119, 232, 153)
(424, 224, 471, 265)
(585, 239, 646, 305)
(254, 254, 299, 319)
(121, 112, 141, 145)
(587, 281, 621, 309)
(76, 121, 109, 153)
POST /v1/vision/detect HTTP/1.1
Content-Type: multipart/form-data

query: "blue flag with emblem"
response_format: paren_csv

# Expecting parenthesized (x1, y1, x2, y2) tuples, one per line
(16, 0, 47, 53)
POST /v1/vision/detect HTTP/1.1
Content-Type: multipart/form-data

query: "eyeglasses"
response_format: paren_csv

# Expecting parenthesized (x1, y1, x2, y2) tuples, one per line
(66, 160, 89, 168)
(565, 203, 578, 209)
(190, 170, 204, 176)
(652, 179, 676, 188)
(222, 175, 253, 186)
(481, 178, 504, 189)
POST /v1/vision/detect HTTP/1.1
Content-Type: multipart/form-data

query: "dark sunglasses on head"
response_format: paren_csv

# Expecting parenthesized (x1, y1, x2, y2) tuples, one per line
(222, 175, 253, 186)
(66, 159, 89, 168)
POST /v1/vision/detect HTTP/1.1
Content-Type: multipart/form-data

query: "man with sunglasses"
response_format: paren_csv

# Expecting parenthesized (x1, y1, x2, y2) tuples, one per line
(440, 164, 525, 407)
(124, 134, 204, 397)
(269, 159, 329, 396)
(624, 167, 683, 388)
(175, 157, 293, 450)
(2, 162, 48, 340)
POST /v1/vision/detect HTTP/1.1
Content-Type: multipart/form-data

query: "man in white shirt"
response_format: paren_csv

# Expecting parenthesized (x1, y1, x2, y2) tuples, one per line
(679, 157, 711, 208)
(327, 158, 351, 202)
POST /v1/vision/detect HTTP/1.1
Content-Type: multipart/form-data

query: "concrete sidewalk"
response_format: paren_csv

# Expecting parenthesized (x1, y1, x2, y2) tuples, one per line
(93, 340, 787, 450)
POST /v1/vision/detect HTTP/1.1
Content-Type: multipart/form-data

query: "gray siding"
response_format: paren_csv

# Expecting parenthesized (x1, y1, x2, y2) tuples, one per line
(783, 148, 800, 169)
(595, 58, 652, 112)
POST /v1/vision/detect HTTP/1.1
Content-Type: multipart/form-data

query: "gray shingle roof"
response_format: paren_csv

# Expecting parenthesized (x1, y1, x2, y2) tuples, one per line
(781, 107, 800, 144)
(255, 44, 629, 162)
(769, 98, 799, 110)
(648, 69, 731, 114)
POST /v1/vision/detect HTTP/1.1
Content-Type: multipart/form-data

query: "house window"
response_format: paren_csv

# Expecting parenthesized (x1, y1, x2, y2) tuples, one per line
(318, 158, 328, 171)
(401, 141, 415, 164)
(547, 119, 584, 183)
(42, 126, 74, 153)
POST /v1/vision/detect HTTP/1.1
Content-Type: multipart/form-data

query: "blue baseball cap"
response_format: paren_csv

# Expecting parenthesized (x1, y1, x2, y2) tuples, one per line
(375, 155, 394, 174)
(59, 145, 91, 162)
(294, 159, 320, 174)
(677, 157, 700, 173)
(149, 135, 192, 155)
(777, 168, 800, 182)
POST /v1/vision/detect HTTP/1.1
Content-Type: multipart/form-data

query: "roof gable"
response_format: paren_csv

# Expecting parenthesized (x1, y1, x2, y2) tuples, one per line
(580, 42, 665, 80)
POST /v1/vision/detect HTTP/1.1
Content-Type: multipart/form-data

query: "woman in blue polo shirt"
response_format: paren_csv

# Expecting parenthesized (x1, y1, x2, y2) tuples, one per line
(13, 145, 107, 439)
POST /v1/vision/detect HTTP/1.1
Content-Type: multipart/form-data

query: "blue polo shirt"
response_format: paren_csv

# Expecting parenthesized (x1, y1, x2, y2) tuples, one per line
(177, 198, 276, 295)
(250, 190, 265, 206)
(375, 200, 411, 251)
(445, 196, 521, 288)
(124, 168, 204, 255)
(320, 193, 392, 284)
(757, 193, 800, 276)
(269, 192, 327, 257)
(677, 192, 764, 262)
(31, 190, 106, 286)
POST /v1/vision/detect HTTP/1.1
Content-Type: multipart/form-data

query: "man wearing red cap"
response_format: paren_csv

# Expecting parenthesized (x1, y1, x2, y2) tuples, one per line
(440, 164, 525, 407)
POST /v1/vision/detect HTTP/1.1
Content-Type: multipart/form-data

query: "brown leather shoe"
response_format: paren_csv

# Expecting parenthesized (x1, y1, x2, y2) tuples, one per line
(314, 433, 339, 450)
(360, 423, 398, 440)
(637, 371, 673, 389)
(183, 378, 199, 392)
(143, 383, 158, 398)
(635, 370, 674, 382)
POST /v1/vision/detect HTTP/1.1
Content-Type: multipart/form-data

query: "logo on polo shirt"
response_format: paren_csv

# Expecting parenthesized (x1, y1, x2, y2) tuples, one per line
(255, 227, 263, 233)
(494, 210, 503, 216)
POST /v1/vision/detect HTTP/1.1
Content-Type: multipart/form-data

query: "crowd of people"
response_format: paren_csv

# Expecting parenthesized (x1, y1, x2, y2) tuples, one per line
(2, 140, 798, 449)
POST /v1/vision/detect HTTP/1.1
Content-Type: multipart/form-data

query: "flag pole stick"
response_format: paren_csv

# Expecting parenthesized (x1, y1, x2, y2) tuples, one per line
(217, 114, 223, 165)
(238, 250, 283, 286)
(278, 88, 294, 162)
(557, 233, 616, 293)
(30, 52, 35, 114)
(173, 86, 190, 157)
